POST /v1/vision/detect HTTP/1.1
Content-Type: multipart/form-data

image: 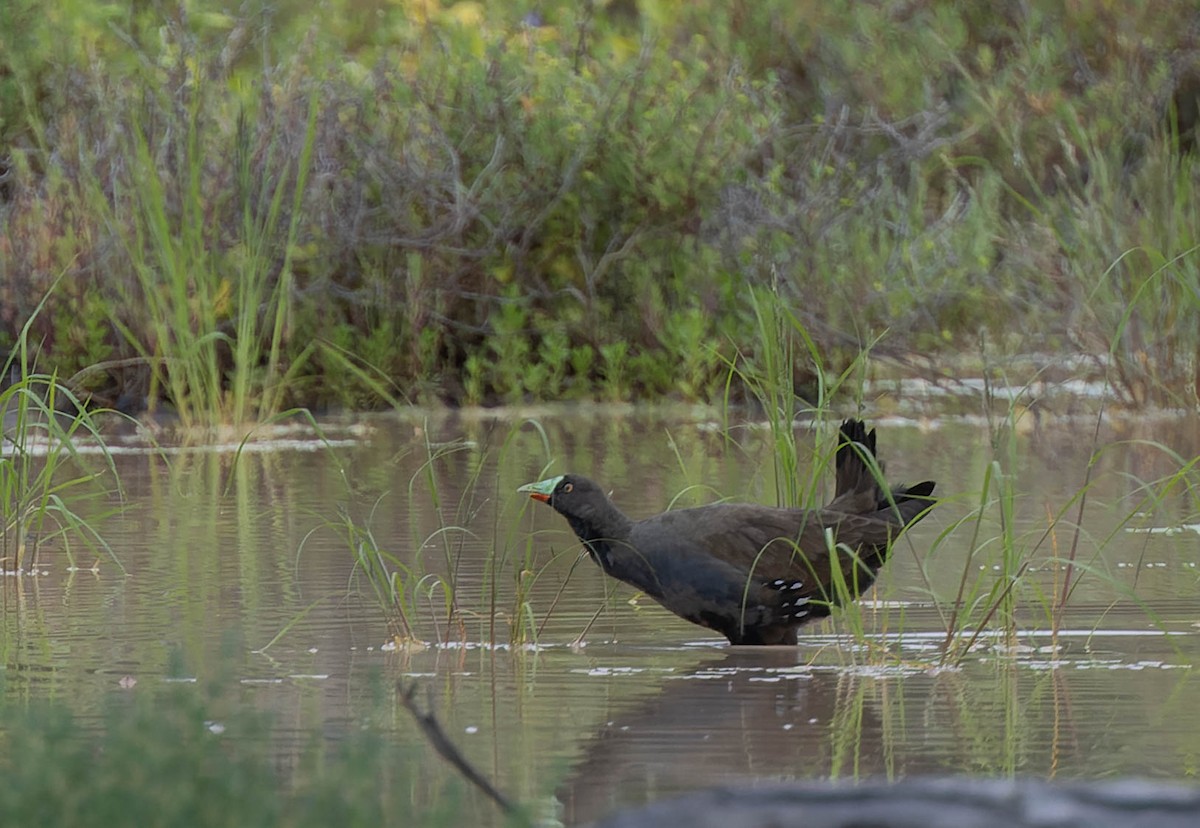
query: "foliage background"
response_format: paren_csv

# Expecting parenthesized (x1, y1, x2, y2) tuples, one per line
(3, 0, 1199, 415)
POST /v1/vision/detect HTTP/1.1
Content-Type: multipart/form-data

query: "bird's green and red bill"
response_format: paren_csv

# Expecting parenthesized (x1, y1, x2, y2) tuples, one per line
(518, 476, 563, 503)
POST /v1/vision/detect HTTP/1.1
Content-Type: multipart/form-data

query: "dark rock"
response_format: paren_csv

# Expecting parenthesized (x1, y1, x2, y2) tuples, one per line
(590, 777, 1200, 828)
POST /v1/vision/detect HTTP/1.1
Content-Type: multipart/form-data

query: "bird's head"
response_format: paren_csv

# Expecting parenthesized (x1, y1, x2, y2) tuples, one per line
(518, 474, 618, 533)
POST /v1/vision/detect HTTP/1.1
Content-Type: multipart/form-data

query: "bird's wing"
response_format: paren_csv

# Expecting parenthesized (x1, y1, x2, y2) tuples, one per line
(635, 504, 910, 599)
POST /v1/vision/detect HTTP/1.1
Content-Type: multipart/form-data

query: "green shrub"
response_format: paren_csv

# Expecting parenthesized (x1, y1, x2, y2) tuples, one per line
(3, 1, 1200, 415)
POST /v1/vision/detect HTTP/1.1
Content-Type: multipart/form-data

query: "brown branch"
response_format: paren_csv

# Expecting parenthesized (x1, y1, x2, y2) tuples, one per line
(397, 682, 517, 816)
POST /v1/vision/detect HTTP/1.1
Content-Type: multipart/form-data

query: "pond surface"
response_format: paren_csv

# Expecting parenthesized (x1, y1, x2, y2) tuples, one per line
(4, 404, 1200, 825)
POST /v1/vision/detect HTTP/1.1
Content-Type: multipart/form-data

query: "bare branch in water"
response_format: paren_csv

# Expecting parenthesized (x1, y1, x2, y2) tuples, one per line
(397, 682, 516, 816)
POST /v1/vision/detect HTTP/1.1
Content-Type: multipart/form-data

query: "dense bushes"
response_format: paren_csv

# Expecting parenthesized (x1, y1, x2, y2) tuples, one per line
(2, 1, 1199, 417)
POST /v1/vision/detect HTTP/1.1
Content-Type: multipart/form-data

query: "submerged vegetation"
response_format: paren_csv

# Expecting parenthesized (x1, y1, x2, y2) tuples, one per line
(3, 1, 1200, 418)
(333, 417, 584, 648)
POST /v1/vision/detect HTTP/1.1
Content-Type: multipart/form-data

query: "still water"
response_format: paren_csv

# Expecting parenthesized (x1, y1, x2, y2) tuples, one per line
(4, 405, 1200, 824)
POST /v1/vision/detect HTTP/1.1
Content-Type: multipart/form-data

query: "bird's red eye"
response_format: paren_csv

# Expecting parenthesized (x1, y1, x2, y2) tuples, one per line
(563, 483, 574, 494)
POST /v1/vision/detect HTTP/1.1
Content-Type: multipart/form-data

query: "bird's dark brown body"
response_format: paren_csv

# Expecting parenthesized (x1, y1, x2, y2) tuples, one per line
(519, 420, 936, 645)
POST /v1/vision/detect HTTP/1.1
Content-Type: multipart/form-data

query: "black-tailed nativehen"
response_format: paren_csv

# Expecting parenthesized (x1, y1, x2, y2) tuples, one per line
(518, 419, 936, 645)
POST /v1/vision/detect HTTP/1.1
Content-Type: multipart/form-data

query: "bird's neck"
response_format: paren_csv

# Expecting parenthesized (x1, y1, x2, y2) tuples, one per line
(566, 504, 632, 546)
(566, 503, 633, 571)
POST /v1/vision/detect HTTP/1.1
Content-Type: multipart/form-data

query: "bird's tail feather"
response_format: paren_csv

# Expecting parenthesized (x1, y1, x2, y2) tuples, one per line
(885, 480, 937, 527)
(834, 418, 879, 499)
(835, 419, 937, 527)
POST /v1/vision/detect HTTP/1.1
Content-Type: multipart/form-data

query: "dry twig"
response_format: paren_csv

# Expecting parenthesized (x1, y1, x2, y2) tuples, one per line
(397, 682, 517, 816)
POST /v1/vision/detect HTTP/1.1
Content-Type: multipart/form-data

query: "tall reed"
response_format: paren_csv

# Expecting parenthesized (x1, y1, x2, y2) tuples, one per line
(725, 285, 876, 509)
(1, 295, 123, 572)
(89, 50, 320, 428)
(334, 418, 574, 647)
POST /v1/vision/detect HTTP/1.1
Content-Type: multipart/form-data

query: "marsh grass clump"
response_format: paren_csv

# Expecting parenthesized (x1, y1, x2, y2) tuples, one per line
(723, 286, 877, 509)
(323, 489, 465, 649)
(1, 305, 124, 573)
(332, 418, 575, 648)
(79, 46, 320, 428)
(888, 408, 1200, 667)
